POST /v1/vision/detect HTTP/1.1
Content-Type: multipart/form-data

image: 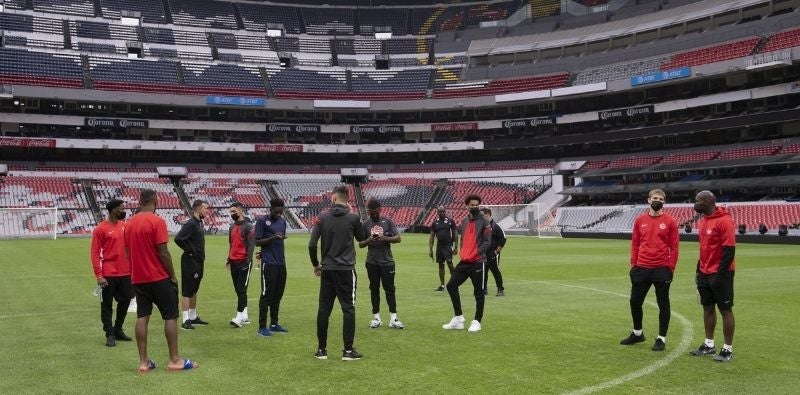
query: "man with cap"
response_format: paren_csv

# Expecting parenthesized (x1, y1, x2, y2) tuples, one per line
(90, 199, 134, 347)
(429, 206, 458, 291)
(359, 198, 404, 330)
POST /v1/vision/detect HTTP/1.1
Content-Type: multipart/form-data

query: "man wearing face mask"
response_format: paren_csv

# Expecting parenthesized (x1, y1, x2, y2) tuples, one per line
(174, 199, 209, 331)
(255, 198, 290, 337)
(359, 198, 404, 330)
(689, 190, 736, 362)
(227, 202, 255, 328)
(429, 206, 457, 291)
(442, 194, 492, 333)
(620, 189, 679, 352)
(90, 199, 133, 347)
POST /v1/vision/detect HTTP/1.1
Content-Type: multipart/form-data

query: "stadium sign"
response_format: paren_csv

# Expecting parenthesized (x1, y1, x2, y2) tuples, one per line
(206, 96, 265, 106)
(630, 67, 691, 86)
(0, 137, 56, 148)
(503, 116, 555, 129)
(349, 125, 405, 133)
(266, 124, 321, 133)
(431, 122, 478, 132)
(255, 144, 304, 153)
(598, 105, 654, 121)
(85, 118, 149, 128)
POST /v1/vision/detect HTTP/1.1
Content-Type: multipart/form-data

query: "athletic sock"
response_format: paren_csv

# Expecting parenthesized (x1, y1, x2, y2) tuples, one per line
(182, 311, 190, 322)
(657, 336, 666, 343)
(390, 313, 397, 321)
(704, 338, 715, 348)
(633, 329, 643, 336)
(242, 307, 249, 320)
(189, 309, 197, 320)
(722, 344, 732, 352)
(373, 313, 381, 320)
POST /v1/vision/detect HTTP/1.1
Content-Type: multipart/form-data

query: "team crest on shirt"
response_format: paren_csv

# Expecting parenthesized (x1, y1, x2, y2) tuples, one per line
(266, 221, 271, 226)
(371, 225, 384, 237)
(659, 223, 666, 230)
(193, 273, 199, 279)
(707, 229, 712, 235)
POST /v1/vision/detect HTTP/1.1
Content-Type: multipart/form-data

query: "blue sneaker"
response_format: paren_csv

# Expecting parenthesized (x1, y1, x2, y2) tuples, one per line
(257, 327, 272, 337)
(270, 324, 288, 333)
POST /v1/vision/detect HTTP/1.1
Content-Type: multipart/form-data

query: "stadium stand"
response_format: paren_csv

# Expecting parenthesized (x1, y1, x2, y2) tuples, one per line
(661, 37, 760, 70)
(168, 0, 239, 30)
(100, 0, 167, 24)
(302, 7, 354, 35)
(434, 73, 570, 99)
(0, 48, 84, 88)
(237, 3, 303, 34)
(762, 27, 800, 53)
(33, 0, 95, 17)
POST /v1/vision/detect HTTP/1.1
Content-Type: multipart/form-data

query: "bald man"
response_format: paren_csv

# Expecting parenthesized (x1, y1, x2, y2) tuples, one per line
(689, 191, 736, 362)
(429, 206, 458, 291)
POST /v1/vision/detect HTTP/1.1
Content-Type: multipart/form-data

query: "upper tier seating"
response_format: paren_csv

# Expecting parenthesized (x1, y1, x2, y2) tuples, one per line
(0, 48, 84, 88)
(661, 38, 760, 70)
(606, 155, 662, 169)
(237, 3, 303, 34)
(100, 0, 167, 24)
(718, 145, 782, 160)
(33, 0, 94, 17)
(168, 0, 238, 30)
(358, 8, 408, 36)
(433, 73, 570, 99)
(302, 7, 354, 35)
(762, 27, 800, 53)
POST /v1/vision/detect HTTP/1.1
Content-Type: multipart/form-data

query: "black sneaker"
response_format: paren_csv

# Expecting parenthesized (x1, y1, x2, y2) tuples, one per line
(181, 320, 196, 330)
(314, 348, 327, 360)
(434, 285, 445, 292)
(714, 348, 733, 362)
(652, 338, 665, 351)
(620, 331, 646, 345)
(190, 317, 209, 325)
(689, 343, 716, 356)
(114, 329, 132, 341)
(105, 335, 116, 347)
(496, 289, 505, 297)
(342, 349, 363, 361)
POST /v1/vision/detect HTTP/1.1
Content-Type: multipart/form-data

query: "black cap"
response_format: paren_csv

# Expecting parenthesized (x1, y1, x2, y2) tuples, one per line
(106, 199, 124, 212)
(366, 198, 381, 210)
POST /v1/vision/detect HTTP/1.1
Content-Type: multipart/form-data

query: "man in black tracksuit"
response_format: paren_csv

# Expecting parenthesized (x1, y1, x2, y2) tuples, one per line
(309, 186, 368, 361)
(481, 207, 507, 297)
(174, 199, 209, 330)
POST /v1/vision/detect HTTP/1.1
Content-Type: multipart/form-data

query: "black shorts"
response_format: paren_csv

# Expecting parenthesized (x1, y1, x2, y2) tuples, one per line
(630, 266, 673, 285)
(436, 244, 454, 264)
(696, 271, 735, 310)
(134, 278, 179, 320)
(104, 275, 135, 300)
(181, 254, 204, 297)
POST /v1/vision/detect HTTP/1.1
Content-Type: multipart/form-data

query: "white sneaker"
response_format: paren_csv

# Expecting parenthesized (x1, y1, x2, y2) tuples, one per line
(389, 319, 405, 329)
(442, 316, 465, 330)
(242, 318, 251, 325)
(229, 317, 243, 328)
(369, 318, 382, 329)
(468, 320, 482, 332)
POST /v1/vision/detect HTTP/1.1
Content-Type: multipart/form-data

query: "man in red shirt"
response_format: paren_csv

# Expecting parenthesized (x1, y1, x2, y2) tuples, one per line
(227, 202, 255, 328)
(689, 190, 736, 362)
(125, 189, 197, 373)
(620, 189, 679, 351)
(90, 199, 133, 347)
(442, 194, 492, 333)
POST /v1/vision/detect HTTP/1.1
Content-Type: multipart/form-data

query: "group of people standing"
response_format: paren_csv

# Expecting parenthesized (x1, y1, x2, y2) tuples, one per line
(89, 186, 738, 371)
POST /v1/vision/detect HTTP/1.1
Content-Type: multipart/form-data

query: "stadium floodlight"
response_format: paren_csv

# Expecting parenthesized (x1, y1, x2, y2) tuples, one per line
(266, 23, 285, 38)
(120, 10, 142, 26)
(374, 26, 392, 41)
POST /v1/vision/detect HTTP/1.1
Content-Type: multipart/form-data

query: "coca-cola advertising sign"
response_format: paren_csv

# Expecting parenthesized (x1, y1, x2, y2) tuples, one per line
(431, 122, 478, 132)
(85, 118, 149, 128)
(266, 124, 321, 133)
(0, 137, 56, 148)
(255, 144, 304, 153)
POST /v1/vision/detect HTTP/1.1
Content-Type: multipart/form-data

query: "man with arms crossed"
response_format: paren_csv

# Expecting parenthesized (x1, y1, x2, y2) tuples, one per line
(174, 199, 209, 330)
(619, 189, 679, 351)
(429, 206, 458, 291)
(442, 194, 492, 333)
(90, 199, 133, 347)
(689, 190, 736, 362)
(309, 186, 368, 360)
(255, 198, 290, 337)
(227, 202, 255, 328)
(125, 189, 196, 373)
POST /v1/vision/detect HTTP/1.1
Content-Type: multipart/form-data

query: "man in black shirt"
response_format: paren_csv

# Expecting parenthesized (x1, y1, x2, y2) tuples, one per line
(481, 208, 507, 296)
(429, 206, 458, 291)
(309, 186, 368, 361)
(359, 198, 404, 330)
(174, 200, 209, 330)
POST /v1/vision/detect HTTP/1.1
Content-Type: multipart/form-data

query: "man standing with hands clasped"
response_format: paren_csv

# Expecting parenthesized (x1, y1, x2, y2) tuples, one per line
(174, 199, 209, 331)
(360, 198, 404, 330)
(309, 186, 368, 360)
(255, 198, 290, 337)
(619, 189, 679, 351)
(429, 206, 458, 292)
(689, 190, 737, 362)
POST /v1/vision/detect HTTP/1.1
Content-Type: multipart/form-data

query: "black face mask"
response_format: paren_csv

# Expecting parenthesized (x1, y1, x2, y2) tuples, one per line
(198, 214, 205, 220)
(231, 213, 240, 221)
(469, 207, 480, 216)
(693, 203, 705, 214)
(116, 212, 127, 220)
(650, 201, 663, 211)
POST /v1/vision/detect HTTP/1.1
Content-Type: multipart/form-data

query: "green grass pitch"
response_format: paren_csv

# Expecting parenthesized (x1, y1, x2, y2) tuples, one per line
(0, 234, 797, 394)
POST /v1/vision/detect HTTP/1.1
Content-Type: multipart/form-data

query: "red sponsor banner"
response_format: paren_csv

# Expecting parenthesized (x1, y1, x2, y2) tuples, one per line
(430, 122, 478, 132)
(255, 144, 304, 153)
(0, 137, 56, 148)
